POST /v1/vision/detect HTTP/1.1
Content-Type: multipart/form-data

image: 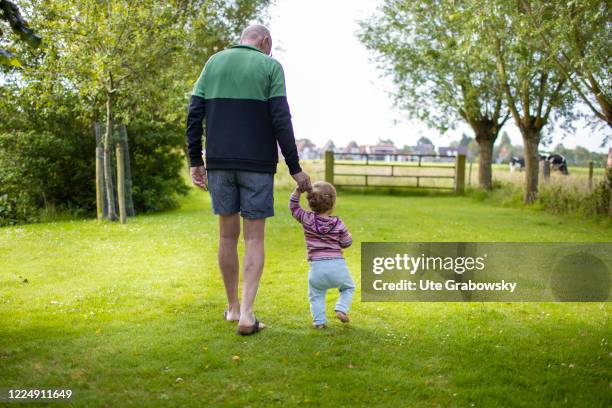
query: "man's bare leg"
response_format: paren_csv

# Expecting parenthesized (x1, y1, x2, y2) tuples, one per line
(238, 218, 266, 328)
(218, 214, 241, 320)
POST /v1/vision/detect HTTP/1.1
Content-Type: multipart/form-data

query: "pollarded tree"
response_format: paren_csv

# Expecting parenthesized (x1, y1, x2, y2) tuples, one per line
(474, 0, 573, 203)
(520, 0, 610, 133)
(358, 0, 510, 189)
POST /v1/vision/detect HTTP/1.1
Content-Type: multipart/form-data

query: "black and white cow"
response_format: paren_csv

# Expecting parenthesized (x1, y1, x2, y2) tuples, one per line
(509, 155, 569, 175)
(509, 156, 525, 172)
(545, 154, 569, 175)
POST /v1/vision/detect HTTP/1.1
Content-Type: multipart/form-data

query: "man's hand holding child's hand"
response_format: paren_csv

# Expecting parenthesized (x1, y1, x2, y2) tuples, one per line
(292, 171, 312, 193)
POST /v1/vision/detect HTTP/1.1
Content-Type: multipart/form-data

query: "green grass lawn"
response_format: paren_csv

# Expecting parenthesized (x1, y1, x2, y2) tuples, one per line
(1, 187, 611, 407)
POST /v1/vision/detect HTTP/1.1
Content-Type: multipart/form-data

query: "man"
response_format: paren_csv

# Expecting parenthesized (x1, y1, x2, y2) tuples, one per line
(186, 25, 311, 335)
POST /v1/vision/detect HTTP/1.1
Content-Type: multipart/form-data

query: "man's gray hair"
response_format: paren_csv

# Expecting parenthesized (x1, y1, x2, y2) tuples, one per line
(240, 24, 271, 43)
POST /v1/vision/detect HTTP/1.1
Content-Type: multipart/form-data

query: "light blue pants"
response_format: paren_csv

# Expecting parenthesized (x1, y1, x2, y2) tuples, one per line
(308, 258, 356, 325)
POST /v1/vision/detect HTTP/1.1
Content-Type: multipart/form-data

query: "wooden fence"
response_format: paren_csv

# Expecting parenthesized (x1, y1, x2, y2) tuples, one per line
(324, 151, 466, 193)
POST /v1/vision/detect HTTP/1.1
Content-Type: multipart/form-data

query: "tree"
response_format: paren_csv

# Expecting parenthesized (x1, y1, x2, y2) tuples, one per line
(24, 0, 269, 221)
(0, 0, 41, 67)
(499, 131, 512, 147)
(467, 139, 479, 160)
(359, 0, 510, 190)
(1, 0, 269, 223)
(417, 136, 434, 147)
(28, 1, 185, 220)
(475, 0, 572, 203)
(458, 133, 472, 147)
(521, 0, 611, 134)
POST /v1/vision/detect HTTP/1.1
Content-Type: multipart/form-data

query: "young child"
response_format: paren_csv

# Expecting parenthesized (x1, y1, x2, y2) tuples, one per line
(289, 181, 355, 328)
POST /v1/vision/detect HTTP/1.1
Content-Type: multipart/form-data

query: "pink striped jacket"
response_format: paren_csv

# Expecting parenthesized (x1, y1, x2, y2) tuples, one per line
(289, 191, 352, 261)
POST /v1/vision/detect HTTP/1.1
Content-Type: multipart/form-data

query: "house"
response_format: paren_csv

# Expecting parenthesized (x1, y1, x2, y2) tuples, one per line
(497, 145, 511, 164)
(321, 140, 337, 154)
(366, 142, 399, 162)
(438, 146, 467, 157)
(408, 143, 435, 156)
(296, 138, 318, 160)
(342, 141, 366, 160)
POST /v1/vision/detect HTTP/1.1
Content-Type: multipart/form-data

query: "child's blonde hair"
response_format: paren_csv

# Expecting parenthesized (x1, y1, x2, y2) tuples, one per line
(307, 181, 336, 214)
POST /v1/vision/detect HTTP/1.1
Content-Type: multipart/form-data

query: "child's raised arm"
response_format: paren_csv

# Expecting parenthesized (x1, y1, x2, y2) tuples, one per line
(338, 220, 352, 248)
(289, 188, 307, 223)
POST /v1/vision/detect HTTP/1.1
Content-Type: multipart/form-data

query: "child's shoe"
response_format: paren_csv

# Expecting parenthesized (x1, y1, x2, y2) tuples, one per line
(335, 310, 349, 323)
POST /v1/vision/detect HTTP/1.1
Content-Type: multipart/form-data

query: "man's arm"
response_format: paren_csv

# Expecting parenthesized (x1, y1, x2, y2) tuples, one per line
(268, 60, 302, 175)
(185, 94, 206, 167)
(269, 96, 301, 174)
(268, 61, 312, 191)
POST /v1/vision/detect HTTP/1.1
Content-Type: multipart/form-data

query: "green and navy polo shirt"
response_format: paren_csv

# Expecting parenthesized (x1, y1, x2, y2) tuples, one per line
(186, 44, 301, 175)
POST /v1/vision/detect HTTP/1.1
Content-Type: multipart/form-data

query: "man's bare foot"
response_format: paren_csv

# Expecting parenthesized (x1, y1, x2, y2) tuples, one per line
(237, 313, 266, 335)
(224, 305, 240, 322)
(335, 311, 349, 323)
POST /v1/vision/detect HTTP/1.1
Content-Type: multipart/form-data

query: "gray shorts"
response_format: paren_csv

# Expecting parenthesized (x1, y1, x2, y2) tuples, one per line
(207, 170, 274, 219)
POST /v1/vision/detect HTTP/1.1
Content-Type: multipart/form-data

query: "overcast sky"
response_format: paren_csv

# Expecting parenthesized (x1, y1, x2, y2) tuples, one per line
(267, 0, 611, 153)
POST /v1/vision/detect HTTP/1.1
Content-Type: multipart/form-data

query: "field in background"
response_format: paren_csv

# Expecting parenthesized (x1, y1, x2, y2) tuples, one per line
(275, 160, 610, 216)
(476, 163, 605, 188)
(276, 160, 605, 189)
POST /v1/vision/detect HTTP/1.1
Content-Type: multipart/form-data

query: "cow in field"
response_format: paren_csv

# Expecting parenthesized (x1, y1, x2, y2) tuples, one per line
(509, 157, 525, 172)
(545, 154, 569, 175)
(509, 155, 569, 175)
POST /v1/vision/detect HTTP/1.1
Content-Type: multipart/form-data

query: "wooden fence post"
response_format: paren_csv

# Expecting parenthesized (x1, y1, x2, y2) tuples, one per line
(540, 159, 550, 182)
(95, 146, 104, 221)
(116, 143, 127, 224)
(454, 154, 466, 194)
(468, 160, 473, 187)
(588, 161, 594, 190)
(325, 150, 334, 185)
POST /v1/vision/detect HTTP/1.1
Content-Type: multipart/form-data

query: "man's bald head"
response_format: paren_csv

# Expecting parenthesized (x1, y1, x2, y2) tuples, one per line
(240, 24, 272, 56)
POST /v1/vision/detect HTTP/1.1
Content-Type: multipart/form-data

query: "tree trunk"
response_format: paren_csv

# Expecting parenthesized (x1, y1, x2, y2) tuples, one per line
(104, 91, 117, 221)
(470, 117, 500, 191)
(476, 136, 494, 190)
(607, 168, 612, 217)
(522, 130, 540, 204)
